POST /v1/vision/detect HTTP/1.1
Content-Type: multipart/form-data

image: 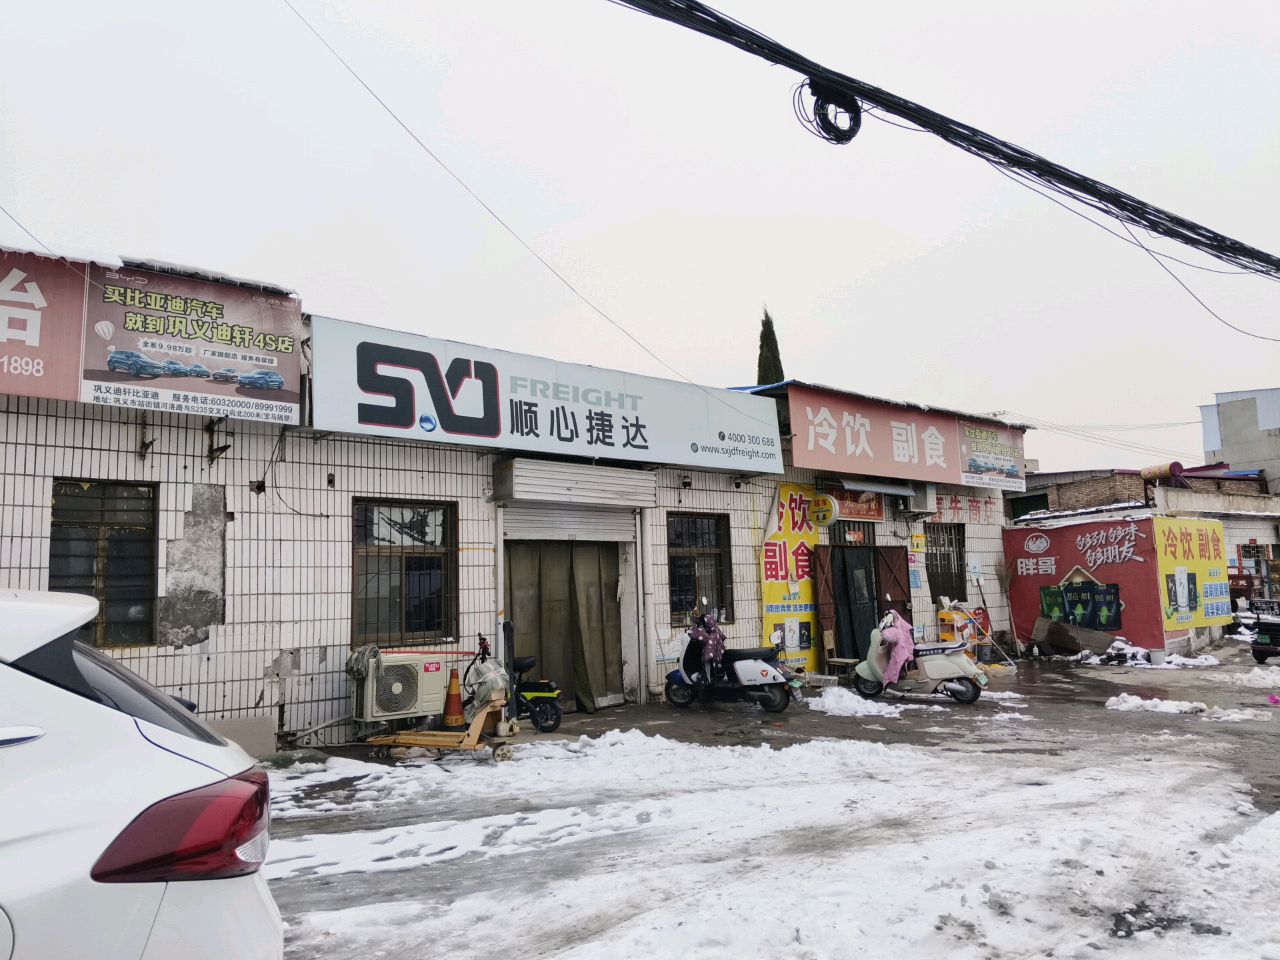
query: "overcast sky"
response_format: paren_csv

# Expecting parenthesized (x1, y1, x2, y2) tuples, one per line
(3, 0, 1277, 471)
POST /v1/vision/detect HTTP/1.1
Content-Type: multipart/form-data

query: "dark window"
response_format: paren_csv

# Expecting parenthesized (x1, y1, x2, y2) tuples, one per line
(925, 522, 967, 603)
(668, 513, 734, 624)
(353, 500, 457, 644)
(49, 480, 157, 647)
(1008, 493, 1049, 520)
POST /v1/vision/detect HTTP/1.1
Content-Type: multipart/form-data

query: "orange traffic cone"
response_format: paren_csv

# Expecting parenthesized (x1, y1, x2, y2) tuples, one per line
(441, 667, 466, 730)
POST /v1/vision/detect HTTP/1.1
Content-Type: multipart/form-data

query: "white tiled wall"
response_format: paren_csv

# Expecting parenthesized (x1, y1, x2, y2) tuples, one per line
(0, 396, 496, 742)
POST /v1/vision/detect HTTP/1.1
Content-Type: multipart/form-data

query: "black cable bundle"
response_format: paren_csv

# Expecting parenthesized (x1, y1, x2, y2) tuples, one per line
(609, 0, 1280, 279)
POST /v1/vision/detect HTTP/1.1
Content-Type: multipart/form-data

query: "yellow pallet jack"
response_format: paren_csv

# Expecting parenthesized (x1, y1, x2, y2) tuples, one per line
(366, 693, 517, 762)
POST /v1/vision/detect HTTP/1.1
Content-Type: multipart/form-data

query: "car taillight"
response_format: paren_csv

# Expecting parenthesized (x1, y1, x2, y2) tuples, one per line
(91, 769, 270, 883)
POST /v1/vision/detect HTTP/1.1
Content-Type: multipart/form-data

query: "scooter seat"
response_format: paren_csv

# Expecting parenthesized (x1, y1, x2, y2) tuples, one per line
(913, 640, 968, 657)
(512, 656, 537, 674)
(722, 646, 779, 664)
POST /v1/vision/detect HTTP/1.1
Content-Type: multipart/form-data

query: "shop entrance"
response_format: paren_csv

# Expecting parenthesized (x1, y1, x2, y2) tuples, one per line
(828, 547, 879, 659)
(816, 543, 912, 660)
(505, 541, 625, 713)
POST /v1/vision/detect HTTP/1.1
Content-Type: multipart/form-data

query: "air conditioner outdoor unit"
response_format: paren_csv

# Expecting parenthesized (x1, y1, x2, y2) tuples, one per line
(354, 651, 450, 722)
(899, 482, 937, 518)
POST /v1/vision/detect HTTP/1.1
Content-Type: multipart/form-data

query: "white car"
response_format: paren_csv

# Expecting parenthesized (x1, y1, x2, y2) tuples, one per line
(0, 591, 283, 960)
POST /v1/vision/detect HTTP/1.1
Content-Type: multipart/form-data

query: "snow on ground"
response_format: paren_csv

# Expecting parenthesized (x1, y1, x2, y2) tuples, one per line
(803, 686, 950, 718)
(1079, 640, 1219, 669)
(1106, 694, 1273, 723)
(268, 730, 1278, 960)
(1106, 693, 1208, 714)
(1206, 666, 1280, 689)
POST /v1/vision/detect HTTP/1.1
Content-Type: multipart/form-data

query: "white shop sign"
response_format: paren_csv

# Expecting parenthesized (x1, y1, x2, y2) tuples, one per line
(311, 317, 784, 473)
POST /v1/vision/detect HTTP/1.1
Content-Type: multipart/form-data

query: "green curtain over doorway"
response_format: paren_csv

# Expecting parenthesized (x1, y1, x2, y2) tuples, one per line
(505, 541, 624, 712)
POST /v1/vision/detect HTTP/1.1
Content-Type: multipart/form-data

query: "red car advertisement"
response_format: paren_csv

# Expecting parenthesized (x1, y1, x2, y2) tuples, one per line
(1003, 519, 1165, 649)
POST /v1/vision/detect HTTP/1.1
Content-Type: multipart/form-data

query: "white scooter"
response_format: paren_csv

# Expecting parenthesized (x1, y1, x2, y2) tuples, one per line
(853, 612, 989, 704)
(664, 606, 800, 713)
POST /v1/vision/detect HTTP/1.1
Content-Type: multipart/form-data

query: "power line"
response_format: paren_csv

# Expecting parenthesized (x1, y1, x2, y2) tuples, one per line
(1118, 221, 1280, 344)
(1008, 411, 1202, 464)
(278, 0, 787, 430)
(607, 1, 1280, 283)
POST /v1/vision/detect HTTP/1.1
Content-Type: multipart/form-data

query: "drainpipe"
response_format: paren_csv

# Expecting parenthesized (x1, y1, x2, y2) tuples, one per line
(633, 509, 647, 704)
(640, 506, 662, 700)
(494, 503, 505, 646)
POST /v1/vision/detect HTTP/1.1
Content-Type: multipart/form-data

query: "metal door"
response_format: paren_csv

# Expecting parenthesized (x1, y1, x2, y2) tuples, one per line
(831, 547, 880, 659)
(875, 546, 912, 619)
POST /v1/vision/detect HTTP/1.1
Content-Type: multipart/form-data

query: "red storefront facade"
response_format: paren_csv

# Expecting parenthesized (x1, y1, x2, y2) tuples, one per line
(1003, 518, 1164, 649)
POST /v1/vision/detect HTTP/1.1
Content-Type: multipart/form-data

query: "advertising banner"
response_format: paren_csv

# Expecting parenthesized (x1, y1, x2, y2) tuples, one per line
(1003, 519, 1164, 648)
(761, 482, 820, 673)
(824, 488, 886, 522)
(311, 316, 784, 472)
(1152, 517, 1232, 629)
(80, 264, 302, 424)
(789, 384, 1026, 491)
(0, 250, 87, 402)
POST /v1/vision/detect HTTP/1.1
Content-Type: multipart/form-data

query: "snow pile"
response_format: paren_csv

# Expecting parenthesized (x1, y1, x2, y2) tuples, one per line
(983, 691, 1026, 701)
(1204, 706, 1273, 723)
(1228, 626, 1257, 642)
(1106, 693, 1207, 714)
(1208, 666, 1280, 689)
(1162, 653, 1221, 668)
(806, 686, 905, 718)
(1080, 640, 1219, 669)
(988, 712, 1033, 721)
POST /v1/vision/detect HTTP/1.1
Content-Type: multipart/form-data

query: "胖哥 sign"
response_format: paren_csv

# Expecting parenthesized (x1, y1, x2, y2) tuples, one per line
(788, 384, 1026, 491)
(311, 316, 784, 472)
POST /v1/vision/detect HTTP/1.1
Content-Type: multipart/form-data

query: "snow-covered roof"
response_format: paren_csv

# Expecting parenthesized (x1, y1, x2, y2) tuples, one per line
(738, 380, 1029, 432)
(0, 242, 295, 297)
(1013, 500, 1148, 526)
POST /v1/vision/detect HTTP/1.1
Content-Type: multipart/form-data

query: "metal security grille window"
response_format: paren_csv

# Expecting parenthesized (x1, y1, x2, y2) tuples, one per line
(49, 480, 158, 646)
(668, 513, 734, 624)
(352, 500, 457, 645)
(925, 522, 967, 603)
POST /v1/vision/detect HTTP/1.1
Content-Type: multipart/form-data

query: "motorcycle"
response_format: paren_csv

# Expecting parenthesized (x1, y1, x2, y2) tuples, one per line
(854, 612, 989, 703)
(664, 604, 802, 712)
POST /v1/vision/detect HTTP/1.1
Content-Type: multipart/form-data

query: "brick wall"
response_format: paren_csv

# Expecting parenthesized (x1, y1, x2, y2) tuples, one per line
(1044, 473, 1266, 512)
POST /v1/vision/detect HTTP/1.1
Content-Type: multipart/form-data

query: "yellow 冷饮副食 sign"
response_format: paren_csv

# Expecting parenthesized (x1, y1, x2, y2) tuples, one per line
(761, 482, 821, 673)
(1152, 517, 1232, 630)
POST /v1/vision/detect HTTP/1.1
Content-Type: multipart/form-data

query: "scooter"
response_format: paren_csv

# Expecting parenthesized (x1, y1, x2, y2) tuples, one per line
(664, 607, 802, 713)
(509, 655, 563, 733)
(854, 613, 989, 704)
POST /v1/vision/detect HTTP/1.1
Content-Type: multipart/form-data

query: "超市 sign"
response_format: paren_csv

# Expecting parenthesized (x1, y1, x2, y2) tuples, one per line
(311, 316, 784, 473)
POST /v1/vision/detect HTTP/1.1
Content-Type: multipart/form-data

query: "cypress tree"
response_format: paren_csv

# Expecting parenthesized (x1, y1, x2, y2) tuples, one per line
(756, 309, 785, 385)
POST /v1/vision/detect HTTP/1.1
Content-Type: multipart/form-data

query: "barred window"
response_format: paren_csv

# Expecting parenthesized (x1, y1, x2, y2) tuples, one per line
(668, 513, 734, 624)
(49, 480, 157, 647)
(353, 501, 457, 644)
(925, 522, 967, 604)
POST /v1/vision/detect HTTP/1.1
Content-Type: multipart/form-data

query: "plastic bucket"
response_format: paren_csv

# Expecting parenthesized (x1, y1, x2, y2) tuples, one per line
(1148, 649, 1167, 666)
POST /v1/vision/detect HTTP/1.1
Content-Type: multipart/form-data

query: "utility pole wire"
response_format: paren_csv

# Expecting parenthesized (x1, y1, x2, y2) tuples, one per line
(278, 0, 696, 388)
(607, 0, 1280, 282)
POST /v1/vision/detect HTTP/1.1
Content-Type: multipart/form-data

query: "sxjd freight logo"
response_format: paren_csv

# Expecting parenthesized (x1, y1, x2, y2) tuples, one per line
(355, 342, 501, 438)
